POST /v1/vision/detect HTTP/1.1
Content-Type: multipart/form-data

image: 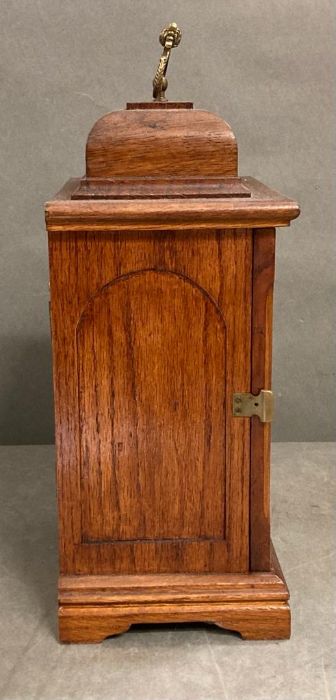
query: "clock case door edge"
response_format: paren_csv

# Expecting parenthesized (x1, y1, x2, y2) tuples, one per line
(250, 227, 275, 571)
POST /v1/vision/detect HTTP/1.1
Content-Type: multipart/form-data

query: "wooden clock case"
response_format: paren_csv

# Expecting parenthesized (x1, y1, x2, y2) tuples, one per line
(45, 101, 300, 642)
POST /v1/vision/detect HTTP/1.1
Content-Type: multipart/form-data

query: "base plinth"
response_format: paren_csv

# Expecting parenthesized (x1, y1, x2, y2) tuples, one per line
(59, 545, 290, 643)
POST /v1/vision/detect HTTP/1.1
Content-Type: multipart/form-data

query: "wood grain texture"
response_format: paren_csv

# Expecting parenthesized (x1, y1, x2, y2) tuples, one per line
(59, 603, 290, 643)
(45, 177, 300, 231)
(77, 270, 227, 543)
(58, 543, 290, 643)
(85, 108, 237, 178)
(250, 229, 276, 570)
(48, 229, 251, 575)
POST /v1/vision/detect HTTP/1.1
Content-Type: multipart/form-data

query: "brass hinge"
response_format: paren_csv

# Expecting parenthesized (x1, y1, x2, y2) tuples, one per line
(233, 390, 274, 423)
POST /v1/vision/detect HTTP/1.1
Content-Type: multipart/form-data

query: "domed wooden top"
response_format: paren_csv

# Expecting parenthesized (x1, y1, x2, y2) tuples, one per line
(85, 102, 238, 178)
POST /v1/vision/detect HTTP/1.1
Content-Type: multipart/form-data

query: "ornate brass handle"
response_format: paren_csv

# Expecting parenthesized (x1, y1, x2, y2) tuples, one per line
(152, 23, 182, 102)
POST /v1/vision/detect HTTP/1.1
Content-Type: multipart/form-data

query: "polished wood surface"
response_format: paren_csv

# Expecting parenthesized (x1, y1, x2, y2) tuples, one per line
(250, 229, 276, 570)
(77, 270, 227, 543)
(71, 176, 251, 200)
(48, 229, 251, 575)
(58, 544, 290, 642)
(86, 108, 237, 178)
(46, 177, 299, 231)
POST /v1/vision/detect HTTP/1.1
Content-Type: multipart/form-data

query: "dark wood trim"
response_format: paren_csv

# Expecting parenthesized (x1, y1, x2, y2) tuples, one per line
(71, 176, 251, 201)
(126, 102, 194, 110)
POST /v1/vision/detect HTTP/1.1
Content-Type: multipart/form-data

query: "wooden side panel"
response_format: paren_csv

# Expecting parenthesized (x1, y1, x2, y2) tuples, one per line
(77, 270, 226, 543)
(48, 229, 252, 575)
(250, 229, 276, 571)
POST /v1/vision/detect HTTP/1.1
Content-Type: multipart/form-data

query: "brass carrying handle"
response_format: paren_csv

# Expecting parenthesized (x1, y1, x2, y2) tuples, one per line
(152, 23, 182, 102)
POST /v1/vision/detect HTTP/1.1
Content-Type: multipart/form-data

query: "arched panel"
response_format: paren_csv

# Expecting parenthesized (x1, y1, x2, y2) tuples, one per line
(76, 269, 226, 543)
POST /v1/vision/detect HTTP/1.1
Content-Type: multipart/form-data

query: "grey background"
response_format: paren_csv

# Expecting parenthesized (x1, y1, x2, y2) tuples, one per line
(0, 0, 334, 444)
